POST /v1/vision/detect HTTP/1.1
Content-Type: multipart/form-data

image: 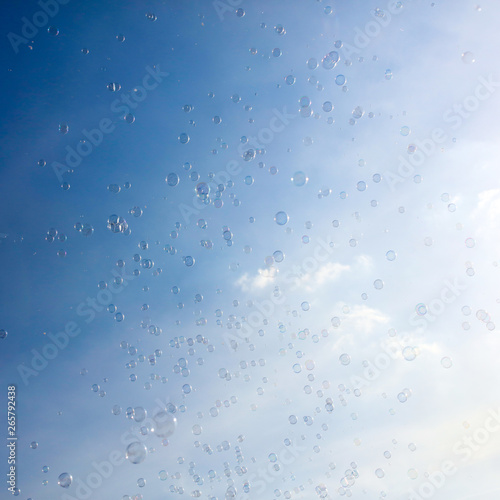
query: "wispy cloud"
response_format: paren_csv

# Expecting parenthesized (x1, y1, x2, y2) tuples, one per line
(302, 261, 351, 292)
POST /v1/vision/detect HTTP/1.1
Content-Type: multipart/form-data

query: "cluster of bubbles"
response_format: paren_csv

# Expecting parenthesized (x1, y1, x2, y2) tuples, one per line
(107, 215, 129, 234)
(23, 7, 489, 500)
(74, 222, 94, 237)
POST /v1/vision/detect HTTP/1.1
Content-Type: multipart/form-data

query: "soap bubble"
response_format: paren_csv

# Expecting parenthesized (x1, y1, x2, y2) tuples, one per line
(339, 353, 350, 365)
(274, 211, 289, 225)
(184, 256, 195, 267)
(322, 101, 333, 112)
(153, 411, 177, 438)
(196, 182, 209, 200)
(402, 346, 416, 361)
(386, 250, 397, 261)
(125, 442, 147, 464)
(441, 357, 453, 369)
(166, 173, 179, 186)
(335, 74, 346, 85)
(462, 51, 475, 64)
(133, 407, 147, 423)
(58, 473, 72, 488)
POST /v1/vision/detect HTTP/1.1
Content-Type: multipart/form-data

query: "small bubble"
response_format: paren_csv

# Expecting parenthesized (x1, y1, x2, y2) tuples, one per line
(58, 473, 72, 488)
(408, 468, 418, 480)
(322, 101, 333, 112)
(339, 353, 350, 365)
(184, 256, 195, 267)
(416, 303, 427, 316)
(335, 74, 346, 85)
(107, 82, 121, 92)
(352, 106, 364, 119)
(126, 442, 147, 464)
(402, 346, 417, 361)
(273, 250, 284, 262)
(274, 211, 289, 225)
(386, 250, 397, 261)
(307, 57, 318, 70)
(179, 133, 190, 144)
(373, 279, 384, 290)
(441, 357, 453, 369)
(166, 173, 179, 186)
(274, 24, 286, 35)
(462, 51, 475, 64)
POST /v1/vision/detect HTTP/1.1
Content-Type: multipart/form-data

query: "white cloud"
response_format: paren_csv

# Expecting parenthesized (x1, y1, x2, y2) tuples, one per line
(469, 189, 500, 239)
(235, 267, 277, 292)
(302, 261, 350, 292)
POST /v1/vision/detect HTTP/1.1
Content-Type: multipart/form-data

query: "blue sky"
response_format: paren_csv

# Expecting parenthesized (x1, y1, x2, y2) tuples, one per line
(1, 0, 500, 499)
